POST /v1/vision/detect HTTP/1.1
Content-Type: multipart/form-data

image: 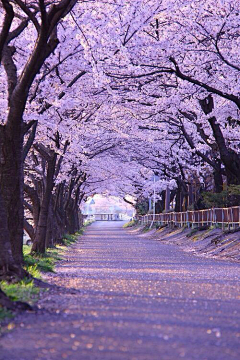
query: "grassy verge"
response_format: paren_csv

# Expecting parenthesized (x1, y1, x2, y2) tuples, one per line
(23, 231, 83, 275)
(123, 220, 138, 228)
(0, 231, 83, 325)
(1, 279, 40, 305)
(0, 308, 13, 324)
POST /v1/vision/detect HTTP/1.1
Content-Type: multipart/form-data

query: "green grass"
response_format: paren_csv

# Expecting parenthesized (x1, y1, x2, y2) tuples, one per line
(23, 231, 82, 275)
(0, 230, 84, 325)
(1, 278, 40, 304)
(62, 232, 82, 246)
(23, 246, 60, 275)
(186, 228, 198, 238)
(0, 308, 13, 322)
(123, 220, 137, 228)
(83, 219, 94, 227)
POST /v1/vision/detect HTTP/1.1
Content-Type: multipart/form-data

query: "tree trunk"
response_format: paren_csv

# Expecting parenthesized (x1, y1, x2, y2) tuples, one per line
(31, 153, 57, 254)
(208, 117, 240, 185)
(165, 187, 170, 211)
(0, 122, 25, 278)
(213, 159, 224, 193)
(0, 192, 18, 279)
(199, 95, 240, 185)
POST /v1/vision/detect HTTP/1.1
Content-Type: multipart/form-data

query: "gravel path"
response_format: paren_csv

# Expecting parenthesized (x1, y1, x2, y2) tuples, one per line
(1, 221, 240, 360)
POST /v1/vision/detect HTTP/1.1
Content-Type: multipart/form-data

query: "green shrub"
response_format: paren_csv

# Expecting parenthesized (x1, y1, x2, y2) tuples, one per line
(202, 185, 240, 208)
(202, 190, 229, 208)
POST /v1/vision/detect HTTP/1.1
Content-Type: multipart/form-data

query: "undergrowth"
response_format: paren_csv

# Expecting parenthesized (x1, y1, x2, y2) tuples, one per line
(186, 228, 198, 238)
(142, 224, 151, 232)
(0, 231, 82, 324)
(23, 246, 60, 275)
(1, 279, 40, 305)
(123, 220, 137, 228)
(23, 232, 81, 275)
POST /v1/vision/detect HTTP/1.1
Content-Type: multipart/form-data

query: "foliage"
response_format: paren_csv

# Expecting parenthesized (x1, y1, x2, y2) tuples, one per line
(123, 220, 137, 228)
(142, 224, 151, 233)
(228, 185, 240, 196)
(62, 233, 82, 246)
(0, 308, 13, 323)
(202, 186, 240, 208)
(155, 222, 166, 230)
(23, 246, 60, 274)
(23, 231, 82, 274)
(186, 228, 199, 238)
(135, 198, 149, 216)
(1, 279, 40, 305)
(202, 191, 230, 208)
(0, 1, 240, 275)
(0, 229, 84, 326)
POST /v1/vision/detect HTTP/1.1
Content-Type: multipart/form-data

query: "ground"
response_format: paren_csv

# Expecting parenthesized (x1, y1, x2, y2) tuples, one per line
(134, 225, 240, 262)
(0, 221, 239, 360)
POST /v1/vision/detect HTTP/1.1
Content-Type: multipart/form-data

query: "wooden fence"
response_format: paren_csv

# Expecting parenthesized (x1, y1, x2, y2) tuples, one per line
(136, 206, 240, 229)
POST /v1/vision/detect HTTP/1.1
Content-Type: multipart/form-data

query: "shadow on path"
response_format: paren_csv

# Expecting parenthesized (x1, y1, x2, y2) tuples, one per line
(0, 221, 239, 360)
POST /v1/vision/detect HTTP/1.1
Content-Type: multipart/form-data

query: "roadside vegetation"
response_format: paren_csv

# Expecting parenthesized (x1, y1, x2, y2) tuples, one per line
(0, 231, 83, 325)
(123, 220, 138, 228)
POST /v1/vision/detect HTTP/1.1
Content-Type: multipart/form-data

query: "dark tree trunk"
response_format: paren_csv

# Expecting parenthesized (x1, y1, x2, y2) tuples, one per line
(187, 184, 194, 207)
(0, 121, 25, 278)
(213, 159, 224, 193)
(24, 183, 40, 232)
(199, 95, 240, 185)
(165, 187, 170, 211)
(0, 192, 18, 279)
(0, 0, 78, 279)
(23, 219, 34, 241)
(31, 153, 57, 254)
(175, 188, 181, 212)
(208, 117, 240, 185)
(174, 178, 188, 212)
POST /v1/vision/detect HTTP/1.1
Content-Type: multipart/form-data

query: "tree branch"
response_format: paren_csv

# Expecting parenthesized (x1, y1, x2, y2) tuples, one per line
(0, 0, 14, 63)
(170, 57, 240, 109)
(23, 120, 38, 161)
(14, 0, 40, 32)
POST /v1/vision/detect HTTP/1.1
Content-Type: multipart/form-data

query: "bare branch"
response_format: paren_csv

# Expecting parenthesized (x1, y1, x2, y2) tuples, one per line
(0, 0, 14, 63)
(170, 57, 240, 109)
(14, 0, 40, 32)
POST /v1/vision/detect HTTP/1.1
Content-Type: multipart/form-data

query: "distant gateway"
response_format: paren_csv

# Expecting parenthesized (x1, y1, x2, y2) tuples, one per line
(94, 214, 121, 221)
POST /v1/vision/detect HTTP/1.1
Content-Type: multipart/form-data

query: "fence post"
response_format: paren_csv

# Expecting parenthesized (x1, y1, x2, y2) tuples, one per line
(238, 206, 240, 228)
(222, 208, 224, 231)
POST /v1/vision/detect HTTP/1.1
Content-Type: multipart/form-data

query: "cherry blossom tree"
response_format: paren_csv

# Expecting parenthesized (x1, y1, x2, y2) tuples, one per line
(1, 0, 239, 280)
(0, 0, 78, 278)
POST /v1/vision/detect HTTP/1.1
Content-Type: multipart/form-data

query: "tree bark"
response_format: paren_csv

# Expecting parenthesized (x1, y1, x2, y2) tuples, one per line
(31, 152, 57, 254)
(0, 119, 25, 277)
(199, 95, 240, 185)
(213, 159, 224, 193)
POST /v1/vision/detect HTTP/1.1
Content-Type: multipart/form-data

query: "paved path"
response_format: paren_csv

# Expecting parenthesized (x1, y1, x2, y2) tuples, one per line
(1, 222, 240, 360)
